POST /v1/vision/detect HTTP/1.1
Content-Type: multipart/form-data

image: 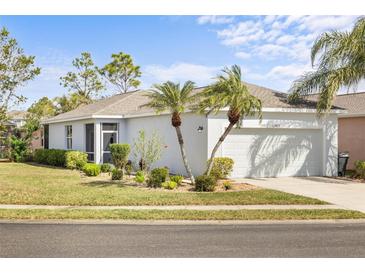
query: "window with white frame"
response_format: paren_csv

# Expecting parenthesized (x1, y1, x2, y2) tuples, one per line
(65, 125, 72, 149)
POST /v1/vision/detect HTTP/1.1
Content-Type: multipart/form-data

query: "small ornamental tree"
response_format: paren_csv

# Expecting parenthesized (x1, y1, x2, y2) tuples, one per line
(109, 143, 131, 178)
(132, 129, 164, 172)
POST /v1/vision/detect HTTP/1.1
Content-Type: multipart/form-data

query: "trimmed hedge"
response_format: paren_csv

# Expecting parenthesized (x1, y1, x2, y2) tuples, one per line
(34, 149, 88, 169)
(65, 151, 88, 170)
(195, 175, 217, 192)
(83, 163, 101, 176)
(34, 149, 67, 167)
(209, 157, 234, 179)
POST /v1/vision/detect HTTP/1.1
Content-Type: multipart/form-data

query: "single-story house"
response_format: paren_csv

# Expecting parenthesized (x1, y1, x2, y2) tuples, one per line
(332, 92, 365, 169)
(43, 83, 343, 178)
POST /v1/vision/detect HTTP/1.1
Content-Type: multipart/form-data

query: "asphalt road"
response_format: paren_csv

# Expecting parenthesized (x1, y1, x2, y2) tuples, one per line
(1, 222, 365, 257)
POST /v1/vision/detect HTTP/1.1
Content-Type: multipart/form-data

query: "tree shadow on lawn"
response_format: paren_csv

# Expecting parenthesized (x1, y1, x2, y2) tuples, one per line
(24, 162, 70, 171)
(81, 180, 128, 188)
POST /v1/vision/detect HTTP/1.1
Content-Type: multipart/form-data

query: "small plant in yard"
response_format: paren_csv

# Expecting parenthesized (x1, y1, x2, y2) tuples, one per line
(195, 175, 217, 192)
(170, 175, 183, 186)
(134, 170, 145, 183)
(210, 157, 234, 179)
(132, 129, 164, 172)
(110, 143, 130, 179)
(100, 163, 113, 173)
(65, 151, 88, 170)
(111, 168, 123, 180)
(355, 160, 365, 179)
(161, 181, 177, 190)
(147, 167, 169, 188)
(83, 163, 101, 176)
(223, 181, 233, 191)
(9, 136, 29, 162)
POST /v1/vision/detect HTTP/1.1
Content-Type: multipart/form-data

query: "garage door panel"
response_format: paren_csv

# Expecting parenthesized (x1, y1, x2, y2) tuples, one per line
(222, 128, 323, 178)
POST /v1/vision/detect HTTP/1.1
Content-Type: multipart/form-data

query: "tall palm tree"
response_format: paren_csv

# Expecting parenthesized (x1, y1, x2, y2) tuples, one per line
(289, 17, 365, 113)
(143, 81, 197, 184)
(196, 65, 262, 175)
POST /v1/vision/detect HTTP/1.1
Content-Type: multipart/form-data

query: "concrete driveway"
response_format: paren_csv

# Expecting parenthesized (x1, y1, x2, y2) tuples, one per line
(241, 177, 365, 213)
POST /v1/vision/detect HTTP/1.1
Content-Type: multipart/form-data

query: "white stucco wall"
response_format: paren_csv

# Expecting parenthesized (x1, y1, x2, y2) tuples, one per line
(207, 111, 338, 177)
(48, 119, 94, 151)
(124, 113, 208, 176)
(46, 110, 338, 178)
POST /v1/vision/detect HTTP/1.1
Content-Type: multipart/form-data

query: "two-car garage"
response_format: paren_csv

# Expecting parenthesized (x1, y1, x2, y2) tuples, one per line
(222, 128, 323, 178)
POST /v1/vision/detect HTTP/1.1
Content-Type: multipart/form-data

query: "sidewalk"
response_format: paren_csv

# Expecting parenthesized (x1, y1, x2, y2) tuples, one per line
(0, 204, 345, 210)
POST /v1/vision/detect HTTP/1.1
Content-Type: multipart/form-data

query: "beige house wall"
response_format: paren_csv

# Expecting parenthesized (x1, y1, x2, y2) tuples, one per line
(338, 117, 365, 169)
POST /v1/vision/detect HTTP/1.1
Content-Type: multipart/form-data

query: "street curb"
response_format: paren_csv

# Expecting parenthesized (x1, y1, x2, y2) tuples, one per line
(2, 218, 365, 225)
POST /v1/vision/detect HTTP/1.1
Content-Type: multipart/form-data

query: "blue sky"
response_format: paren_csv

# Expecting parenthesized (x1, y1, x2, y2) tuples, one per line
(0, 15, 359, 109)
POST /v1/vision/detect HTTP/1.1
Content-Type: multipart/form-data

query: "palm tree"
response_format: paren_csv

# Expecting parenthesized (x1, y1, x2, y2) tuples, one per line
(143, 81, 197, 184)
(196, 65, 262, 175)
(289, 17, 365, 113)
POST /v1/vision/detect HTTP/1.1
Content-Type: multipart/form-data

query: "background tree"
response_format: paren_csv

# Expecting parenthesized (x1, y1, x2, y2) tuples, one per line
(54, 93, 85, 114)
(143, 81, 197, 184)
(196, 65, 262, 176)
(289, 17, 365, 113)
(99, 52, 141, 93)
(23, 97, 56, 140)
(60, 52, 104, 105)
(0, 27, 40, 130)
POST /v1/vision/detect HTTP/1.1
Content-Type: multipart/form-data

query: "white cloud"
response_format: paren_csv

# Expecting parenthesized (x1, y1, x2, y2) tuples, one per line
(267, 63, 312, 80)
(235, 51, 251, 60)
(197, 16, 234, 25)
(143, 63, 220, 87)
(297, 15, 358, 33)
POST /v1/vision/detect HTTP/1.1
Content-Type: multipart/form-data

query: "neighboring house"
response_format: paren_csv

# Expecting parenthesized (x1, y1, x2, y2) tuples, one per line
(43, 83, 343, 178)
(7, 110, 27, 128)
(332, 92, 365, 169)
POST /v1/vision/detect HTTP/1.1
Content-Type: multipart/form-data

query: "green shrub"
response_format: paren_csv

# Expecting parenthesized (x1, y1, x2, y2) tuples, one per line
(125, 161, 133, 175)
(34, 149, 48, 164)
(100, 163, 113, 173)
(223, 181, 233, 191)
(83, 163, 101, 176)
(209, 157, 234, 179)
(135, 170, 145, 183)
(112, 168, 123, 180)
(195, 175, 217, 192)
(34, 149, 67, 167)
(355, 160, 365, 179)
(161, 181, 177, 190)
(110, 144, 130, 170)
(9, 136, 29, 162)
(65, 151, 87, 170)
(170, 175, 183, 186)
(147, 167, 169, 188)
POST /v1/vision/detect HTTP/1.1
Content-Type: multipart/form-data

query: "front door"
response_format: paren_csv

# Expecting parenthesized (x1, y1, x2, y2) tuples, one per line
(101, 123, 118, 163)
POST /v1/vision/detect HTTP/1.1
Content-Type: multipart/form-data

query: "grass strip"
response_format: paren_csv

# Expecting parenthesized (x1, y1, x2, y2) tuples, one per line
(0, 209, 364, 220)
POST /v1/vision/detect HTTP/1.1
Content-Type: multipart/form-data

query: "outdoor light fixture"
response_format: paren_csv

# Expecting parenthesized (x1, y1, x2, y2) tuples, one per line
(197, 126, 204, 133)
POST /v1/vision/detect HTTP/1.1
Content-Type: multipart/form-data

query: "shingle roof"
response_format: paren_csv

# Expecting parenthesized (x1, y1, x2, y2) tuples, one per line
(44, 83, 321, 123)
(306, 92, 365, 115)
(7, 110, 27, 120)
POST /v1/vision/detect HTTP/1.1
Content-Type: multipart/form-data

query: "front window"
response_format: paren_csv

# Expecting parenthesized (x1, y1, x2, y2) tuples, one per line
(85, 124, 94, 161)
(65, 125, 72, 149)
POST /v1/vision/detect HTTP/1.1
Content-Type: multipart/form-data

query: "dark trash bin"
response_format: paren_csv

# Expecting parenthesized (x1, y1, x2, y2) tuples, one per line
(338, 152, 349, 176)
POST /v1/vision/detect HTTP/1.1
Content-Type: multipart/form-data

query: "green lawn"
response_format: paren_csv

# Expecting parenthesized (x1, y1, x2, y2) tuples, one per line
(1, 208, 364, 220)
(0, 163, 327, 206)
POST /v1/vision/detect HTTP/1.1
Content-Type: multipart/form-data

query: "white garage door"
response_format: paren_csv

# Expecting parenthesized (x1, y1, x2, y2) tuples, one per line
(222, 128, 323, 178)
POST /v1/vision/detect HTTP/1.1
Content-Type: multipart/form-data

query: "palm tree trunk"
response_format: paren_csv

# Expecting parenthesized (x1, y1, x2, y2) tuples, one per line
(206, 122, 235, 175)
(175, 126, 195, 184)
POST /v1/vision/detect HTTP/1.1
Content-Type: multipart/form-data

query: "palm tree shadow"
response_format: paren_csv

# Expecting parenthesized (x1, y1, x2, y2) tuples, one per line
(247, 132, 320, 177)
